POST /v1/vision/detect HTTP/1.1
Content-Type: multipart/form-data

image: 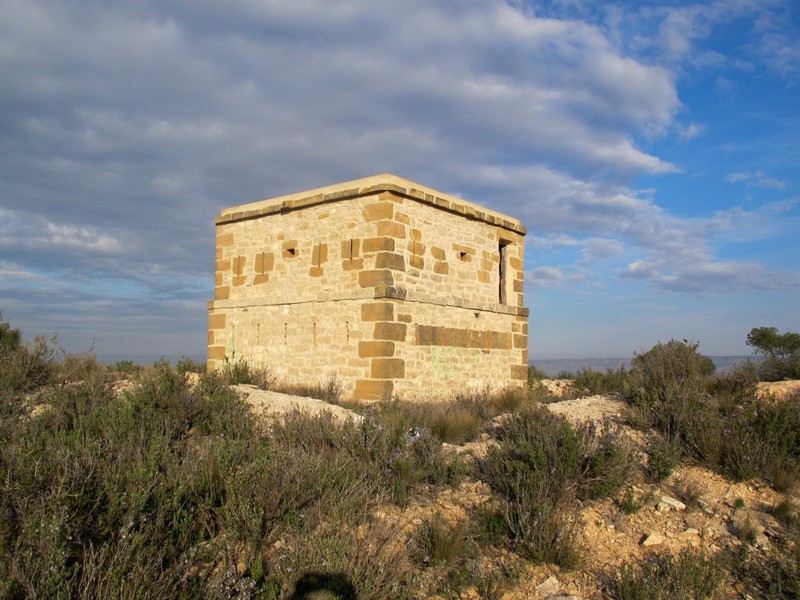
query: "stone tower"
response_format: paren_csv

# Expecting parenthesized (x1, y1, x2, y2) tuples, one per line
(208, 174, 528, 401)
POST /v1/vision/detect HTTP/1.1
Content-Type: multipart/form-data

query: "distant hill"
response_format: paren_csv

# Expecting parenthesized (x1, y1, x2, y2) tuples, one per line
(531, 356, 759, 377)
(101, 353, 207, 366)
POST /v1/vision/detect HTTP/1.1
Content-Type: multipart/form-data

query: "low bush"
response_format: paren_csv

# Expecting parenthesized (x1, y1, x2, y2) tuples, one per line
(218, 357, 275, 389)
(476, 503, 510, 546)
(706, 362, 758, 410)
(733, 541, 800, 599)
(427, 407, 482, 444)
(528, 382, 564, 404)
(670, 477, 705, 510)
(111, 359, 144, 378)
(273, 374, 345, 404)
(645, 435, 682, 482)
(267, 524, 415, 600)
(378, 392, 532, 445)
(476, 407, 634, 568)
(610, 549, 723, 599)
(626, 340, 715, 439)
(175, 356, 206, 375)
(452, 387, 529, 422)
(57, 350, 108, 384)
(0, 313, 56, 393)
(617, 487, 647, 515)
(574, 366, 629, 395)
(527, 364, 548, 384)
(413, 513, 472, 568)
(771, 499, 799, 528)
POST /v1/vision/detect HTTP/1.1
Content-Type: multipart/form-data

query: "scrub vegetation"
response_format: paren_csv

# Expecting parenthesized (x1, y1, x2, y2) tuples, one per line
(1, 312, 799, 599)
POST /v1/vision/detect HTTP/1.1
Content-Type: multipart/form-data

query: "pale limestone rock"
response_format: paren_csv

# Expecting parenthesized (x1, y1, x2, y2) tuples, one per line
(536, 576, 560, 596)
(641, 532, 665, 546)
(657, 495, 686, 512)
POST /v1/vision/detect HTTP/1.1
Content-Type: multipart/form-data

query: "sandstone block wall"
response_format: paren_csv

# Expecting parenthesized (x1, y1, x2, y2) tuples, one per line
(208, 174, 528, 401)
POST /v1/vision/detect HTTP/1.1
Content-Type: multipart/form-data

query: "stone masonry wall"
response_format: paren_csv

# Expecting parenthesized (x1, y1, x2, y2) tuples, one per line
(208, 175, 527, 401)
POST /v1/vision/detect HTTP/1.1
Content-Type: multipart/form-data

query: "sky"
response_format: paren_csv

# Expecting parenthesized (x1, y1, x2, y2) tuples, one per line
(1, 0, 798, 362)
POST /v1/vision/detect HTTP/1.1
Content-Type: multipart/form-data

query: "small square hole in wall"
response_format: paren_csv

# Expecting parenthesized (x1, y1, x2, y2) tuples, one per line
(458, 251, 471, 262)
(283, 246, 298, 258)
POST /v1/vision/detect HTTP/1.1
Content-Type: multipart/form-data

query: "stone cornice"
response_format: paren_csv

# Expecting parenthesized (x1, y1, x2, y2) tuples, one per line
(215, 173, 527, 236)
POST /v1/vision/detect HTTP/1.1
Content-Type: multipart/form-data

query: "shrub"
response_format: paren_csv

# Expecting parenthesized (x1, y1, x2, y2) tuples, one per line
(112, 359, 143, 378)
(670, 477, 705, 510)
(272, 374, 345, 403)
(730, 536, 800, 599)
(313, 374, 345, 403)
(610, 549, 723, 599)
(528, 382, 563, 404)
(707, 362, 758, 410)
(268, 524, 414, 600)
(0, 359, 258, 598)
(218, 357, 274, 389)
(272, 409, 461, 506)
(1, 355, 477, 597)
(627, 340, 715, 436)
(574, 366, 629, 395)
(56, 350, 108, 384)
(455, 387, 528, 422)
(503, 478, 582, 569)
(476, 407, 634, 568)
(617, 487, 646, 515)
(476, 504, 509, 546)
(428, 407, 482, 444)
(377, 399, 482, 445)
(645, 435, 682, 482)
(527, 364, 548, 384)
(413, 513, 472, 568)
(573, 368, 604, 395)
(772, 499, 799, 528)
(491, 387, 528, 413)
(175, 356, 206, 375)
(0, 313, 56, 393)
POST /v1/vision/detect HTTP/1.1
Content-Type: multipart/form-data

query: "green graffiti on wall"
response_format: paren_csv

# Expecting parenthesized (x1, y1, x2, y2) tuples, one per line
(430, 347, 477, 379)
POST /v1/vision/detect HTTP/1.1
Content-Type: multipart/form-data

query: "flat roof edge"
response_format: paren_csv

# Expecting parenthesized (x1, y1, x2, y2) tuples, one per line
(215, 174, 526, 235)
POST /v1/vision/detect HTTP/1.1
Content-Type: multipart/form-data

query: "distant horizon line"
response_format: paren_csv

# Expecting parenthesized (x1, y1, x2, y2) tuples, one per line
(95, 352, 759, 365)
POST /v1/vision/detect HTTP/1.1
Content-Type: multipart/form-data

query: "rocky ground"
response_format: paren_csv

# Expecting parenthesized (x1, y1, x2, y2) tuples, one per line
(220, 378, 800, 599)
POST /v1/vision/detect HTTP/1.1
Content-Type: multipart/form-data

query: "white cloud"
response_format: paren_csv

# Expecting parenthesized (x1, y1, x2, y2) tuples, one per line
(619, 257, 800, 293)
(0, 261, 50, 283)
(580, 238, 625, 262)
(526, 266, 584, 288)
(0, 208, 123, 254)
(677, 122, 705, 141)
(725, 170, 788, 189)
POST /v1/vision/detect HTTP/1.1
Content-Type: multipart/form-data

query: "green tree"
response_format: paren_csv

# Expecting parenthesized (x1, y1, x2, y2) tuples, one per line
(747, 327, 800, 381)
